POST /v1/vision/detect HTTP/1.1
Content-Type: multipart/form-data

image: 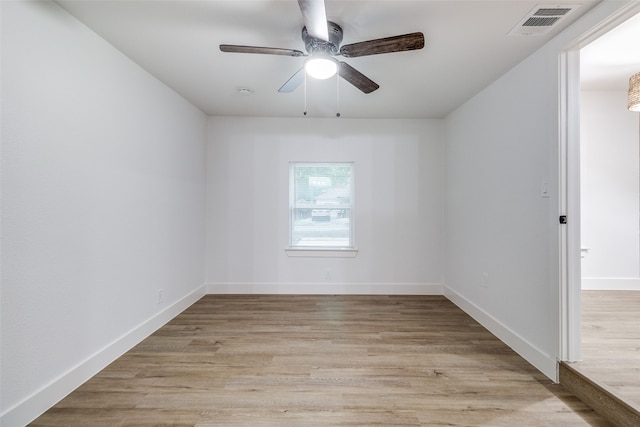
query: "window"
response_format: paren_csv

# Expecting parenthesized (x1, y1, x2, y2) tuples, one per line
(289, 162, 354, 249)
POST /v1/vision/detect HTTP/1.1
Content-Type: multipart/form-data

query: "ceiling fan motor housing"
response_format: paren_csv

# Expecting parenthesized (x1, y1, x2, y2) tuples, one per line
(302, 21, 343, 56)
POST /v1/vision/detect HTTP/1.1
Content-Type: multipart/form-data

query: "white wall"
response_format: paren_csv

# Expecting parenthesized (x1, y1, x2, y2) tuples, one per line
(206, 117, 444, 294)
(443, 0, 635, 380)
(444, 61, 557, 377)
(580, 91, 640, 290)
(1, 2, 207, 425)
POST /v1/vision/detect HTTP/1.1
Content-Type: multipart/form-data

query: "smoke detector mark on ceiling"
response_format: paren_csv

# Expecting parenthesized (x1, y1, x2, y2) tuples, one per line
(237, 87, 254, 96)
(509, 4, 580, 36)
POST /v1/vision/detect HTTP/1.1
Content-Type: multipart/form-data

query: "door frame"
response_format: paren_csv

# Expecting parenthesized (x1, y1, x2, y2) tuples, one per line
(558, 2, 640, 363)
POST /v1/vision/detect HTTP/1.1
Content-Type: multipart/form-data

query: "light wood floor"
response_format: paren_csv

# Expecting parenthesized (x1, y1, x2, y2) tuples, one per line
(31, 295, 611, 426)
(572, 290, 640, 409)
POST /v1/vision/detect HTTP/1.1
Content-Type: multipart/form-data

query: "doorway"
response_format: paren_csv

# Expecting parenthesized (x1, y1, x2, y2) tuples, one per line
(562, 5, 640, 408)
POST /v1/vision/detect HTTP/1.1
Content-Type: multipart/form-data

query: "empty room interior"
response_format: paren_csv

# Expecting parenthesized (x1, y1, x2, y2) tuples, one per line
(2, 0, 640, 426)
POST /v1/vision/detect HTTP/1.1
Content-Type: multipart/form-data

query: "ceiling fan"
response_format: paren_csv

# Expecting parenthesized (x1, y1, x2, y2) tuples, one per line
(219, 0, 425, 94)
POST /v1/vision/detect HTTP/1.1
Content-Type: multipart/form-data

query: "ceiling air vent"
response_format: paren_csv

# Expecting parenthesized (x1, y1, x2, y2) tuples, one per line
(509, 4, 579, 36)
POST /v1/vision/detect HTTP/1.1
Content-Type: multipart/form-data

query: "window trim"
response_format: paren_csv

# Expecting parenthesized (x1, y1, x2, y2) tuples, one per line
(285, 248, 358, 258)
(288, 162, 355, 253)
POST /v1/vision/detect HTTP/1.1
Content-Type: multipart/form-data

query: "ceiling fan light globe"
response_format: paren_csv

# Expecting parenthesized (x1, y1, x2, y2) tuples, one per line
(305, 57, 337, 80)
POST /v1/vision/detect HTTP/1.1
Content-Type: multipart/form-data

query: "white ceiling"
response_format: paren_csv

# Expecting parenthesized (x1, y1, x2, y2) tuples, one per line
(56, 0, 605, 119)
(581, 11, 640, 91)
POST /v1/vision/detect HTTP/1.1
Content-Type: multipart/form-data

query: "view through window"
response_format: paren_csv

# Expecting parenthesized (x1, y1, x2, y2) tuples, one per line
(290, 162, 354, 248)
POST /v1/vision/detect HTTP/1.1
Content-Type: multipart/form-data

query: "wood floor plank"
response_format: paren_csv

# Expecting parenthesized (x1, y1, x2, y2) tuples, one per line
(568, 290, 640, 410)
(30, 295, 612, 426)
(560, 362, 640, 427)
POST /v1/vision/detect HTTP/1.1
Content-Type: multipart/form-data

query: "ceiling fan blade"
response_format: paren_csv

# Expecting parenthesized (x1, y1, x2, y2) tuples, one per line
(220, 44, 305, 57)
(278, 68, 305, 93)
(338, 62, 379, 94)
(339, 32, 425, 58)
(298, 0, 329, 41)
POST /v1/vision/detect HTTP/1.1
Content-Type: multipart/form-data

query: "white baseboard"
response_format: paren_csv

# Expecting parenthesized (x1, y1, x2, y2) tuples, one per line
(206, 282, 443, 295)
(1, 285, 207, 427)
(443, 285, 558, 382)
(581, 277, 640, 290)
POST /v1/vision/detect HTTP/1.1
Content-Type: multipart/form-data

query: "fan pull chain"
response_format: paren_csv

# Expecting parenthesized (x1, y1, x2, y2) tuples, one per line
(303, 71, 308, 116)
(336, 72, 341, 118)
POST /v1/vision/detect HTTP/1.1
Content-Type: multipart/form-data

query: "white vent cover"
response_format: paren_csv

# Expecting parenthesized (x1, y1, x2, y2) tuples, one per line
(509, 4, 580, 36)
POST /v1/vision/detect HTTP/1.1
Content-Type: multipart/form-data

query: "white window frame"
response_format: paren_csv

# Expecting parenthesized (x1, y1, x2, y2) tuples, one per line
(286, 162, 357, 258)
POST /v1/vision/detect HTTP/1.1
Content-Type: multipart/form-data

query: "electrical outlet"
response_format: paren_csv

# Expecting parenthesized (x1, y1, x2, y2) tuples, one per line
(482, 273, 489, 289)
(158, 289, 164, 304)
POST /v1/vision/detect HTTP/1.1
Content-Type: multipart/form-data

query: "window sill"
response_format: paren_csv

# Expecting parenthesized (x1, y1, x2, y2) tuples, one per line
(285, 248, 359, 258)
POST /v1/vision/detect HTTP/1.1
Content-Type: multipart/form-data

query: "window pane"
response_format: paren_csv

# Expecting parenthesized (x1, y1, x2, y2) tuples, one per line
(290, 163, 353, 248)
